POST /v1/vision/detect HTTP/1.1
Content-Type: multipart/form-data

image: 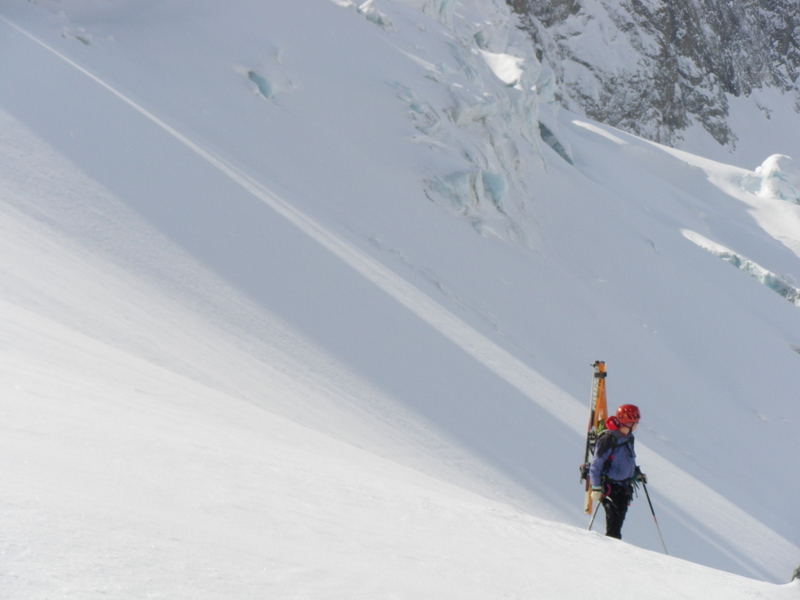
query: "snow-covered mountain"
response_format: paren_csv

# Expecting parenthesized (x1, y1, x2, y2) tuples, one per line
(509, 0, 800, 165)
(1, 0, 799, 597)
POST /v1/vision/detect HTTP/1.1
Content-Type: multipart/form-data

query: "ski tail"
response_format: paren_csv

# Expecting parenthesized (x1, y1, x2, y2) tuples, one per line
(581, 360, 608, 514)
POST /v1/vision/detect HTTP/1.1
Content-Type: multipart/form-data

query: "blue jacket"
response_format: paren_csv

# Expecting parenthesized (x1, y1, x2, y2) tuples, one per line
(589, 428, 637, 487)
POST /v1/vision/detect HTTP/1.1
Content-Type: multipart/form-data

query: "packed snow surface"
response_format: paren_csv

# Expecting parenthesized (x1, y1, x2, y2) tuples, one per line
(0, 0, 799, 598)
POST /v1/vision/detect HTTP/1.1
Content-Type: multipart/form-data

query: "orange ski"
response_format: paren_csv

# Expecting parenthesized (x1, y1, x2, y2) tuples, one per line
(580, 361, 608, 514)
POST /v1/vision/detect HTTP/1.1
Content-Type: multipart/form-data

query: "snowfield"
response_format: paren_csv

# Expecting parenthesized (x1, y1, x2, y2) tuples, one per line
(1, 0, 799, 597)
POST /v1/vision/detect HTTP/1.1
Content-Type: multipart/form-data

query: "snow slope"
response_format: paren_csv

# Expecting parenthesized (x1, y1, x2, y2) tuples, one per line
(0, 0, 799, 596)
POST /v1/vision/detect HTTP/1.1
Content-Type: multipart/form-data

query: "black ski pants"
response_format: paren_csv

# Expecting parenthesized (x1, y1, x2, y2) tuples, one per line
(601, 481, 633, 539)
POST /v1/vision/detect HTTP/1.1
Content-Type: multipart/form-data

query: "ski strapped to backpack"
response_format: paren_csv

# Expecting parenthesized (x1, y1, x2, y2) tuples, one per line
(579, 360, 608, 514)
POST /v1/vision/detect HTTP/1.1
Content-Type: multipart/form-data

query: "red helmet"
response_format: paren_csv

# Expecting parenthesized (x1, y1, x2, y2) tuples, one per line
(615, 404, 640, 425)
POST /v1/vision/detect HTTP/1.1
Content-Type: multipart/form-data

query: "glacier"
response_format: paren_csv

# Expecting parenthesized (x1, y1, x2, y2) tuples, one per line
(0, 0, 799, 597)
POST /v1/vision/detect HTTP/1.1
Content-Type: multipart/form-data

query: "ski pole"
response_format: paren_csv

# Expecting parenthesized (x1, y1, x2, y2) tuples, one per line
(642, 482, 668, 554)
(587, 501, 601, 531)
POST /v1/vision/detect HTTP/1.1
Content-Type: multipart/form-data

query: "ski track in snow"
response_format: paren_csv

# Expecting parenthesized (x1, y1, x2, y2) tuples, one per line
(3, 14, 796, 584)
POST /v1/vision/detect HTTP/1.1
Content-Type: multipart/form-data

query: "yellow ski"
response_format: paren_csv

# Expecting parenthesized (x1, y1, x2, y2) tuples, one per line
(580, 360, 608, 514)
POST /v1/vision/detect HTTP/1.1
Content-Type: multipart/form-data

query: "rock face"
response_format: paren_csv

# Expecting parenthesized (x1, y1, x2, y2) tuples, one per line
(507, 0, 800, 148)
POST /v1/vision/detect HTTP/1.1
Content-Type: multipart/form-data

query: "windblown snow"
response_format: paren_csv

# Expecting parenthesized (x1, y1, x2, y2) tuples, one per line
(0, 0, 799, 598)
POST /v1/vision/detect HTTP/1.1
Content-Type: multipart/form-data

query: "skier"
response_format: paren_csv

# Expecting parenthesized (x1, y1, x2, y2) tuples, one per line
(589, 404, 646, 539)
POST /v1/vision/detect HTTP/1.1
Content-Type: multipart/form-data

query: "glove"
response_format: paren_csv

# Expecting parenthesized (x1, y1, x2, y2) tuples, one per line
(591, 486, 603, 503)
(634, 467, 647, 484)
